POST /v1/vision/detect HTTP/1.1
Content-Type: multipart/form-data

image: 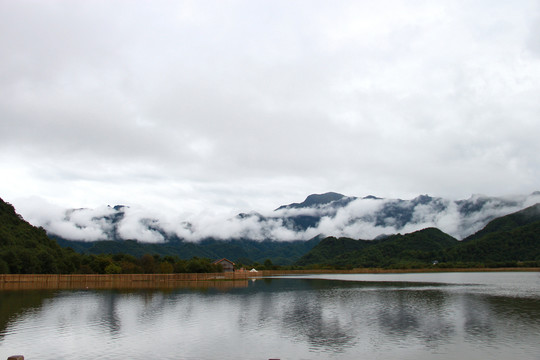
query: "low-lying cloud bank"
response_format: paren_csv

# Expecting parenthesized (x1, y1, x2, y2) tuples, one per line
(14, 192, 540, 243)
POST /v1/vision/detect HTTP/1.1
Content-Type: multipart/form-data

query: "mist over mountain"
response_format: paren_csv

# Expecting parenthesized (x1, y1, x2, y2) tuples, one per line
(296, 203, 540, 268)
(14, 191, 540, 244)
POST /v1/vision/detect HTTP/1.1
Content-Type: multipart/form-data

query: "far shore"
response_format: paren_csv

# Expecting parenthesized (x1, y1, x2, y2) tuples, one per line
(334, 267, 540, 274)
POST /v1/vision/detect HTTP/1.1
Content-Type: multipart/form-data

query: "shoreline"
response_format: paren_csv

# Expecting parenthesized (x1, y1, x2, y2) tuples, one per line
(0, 267, 537, 280)
(0, 268, 538, 290)
(335, 267, 540, 274)
(260, 267, 540, 275)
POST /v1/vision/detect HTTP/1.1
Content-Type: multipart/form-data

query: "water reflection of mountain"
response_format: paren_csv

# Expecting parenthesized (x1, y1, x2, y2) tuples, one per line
(281, 290, 357, 352)
(0, 290, 56, 340)
(246, 278, 540, 353)
(461, 294, 540, 347)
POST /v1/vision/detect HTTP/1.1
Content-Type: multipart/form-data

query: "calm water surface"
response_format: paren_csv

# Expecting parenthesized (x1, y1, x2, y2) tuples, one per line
(0, 272, 539, 360)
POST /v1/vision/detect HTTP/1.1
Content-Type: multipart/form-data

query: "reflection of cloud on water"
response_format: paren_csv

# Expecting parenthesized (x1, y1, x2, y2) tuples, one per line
(378, 303, 419, 333)
(229, 282, 359, 353)
(461, 296, 496, 341)
(2, 279, 540, 359)
(376, 290, 455, 346)
(281, 295, 357, 352)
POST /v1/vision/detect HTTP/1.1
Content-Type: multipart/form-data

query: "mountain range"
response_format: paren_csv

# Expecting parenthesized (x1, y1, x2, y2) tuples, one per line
(2, 194, 540, 270)
(39, 190, 540, 242)
(272, 191, 540, 236)
(29, 191, 538, 264)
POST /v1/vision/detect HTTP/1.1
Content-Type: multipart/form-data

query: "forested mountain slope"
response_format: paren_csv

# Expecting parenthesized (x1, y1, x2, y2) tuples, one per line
(296, 228, 458, 268)
(297, 204, 540, 268)
(54, 236, 322, 265)
(0, 198, 79, 273)
(445, 203, 540, 264)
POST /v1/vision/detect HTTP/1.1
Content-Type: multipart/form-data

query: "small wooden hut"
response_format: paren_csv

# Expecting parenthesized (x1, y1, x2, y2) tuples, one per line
(213, 258, 235, 272)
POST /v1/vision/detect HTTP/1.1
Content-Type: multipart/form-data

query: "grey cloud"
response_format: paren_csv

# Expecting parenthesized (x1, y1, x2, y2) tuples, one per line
(1, 1, 539, 216)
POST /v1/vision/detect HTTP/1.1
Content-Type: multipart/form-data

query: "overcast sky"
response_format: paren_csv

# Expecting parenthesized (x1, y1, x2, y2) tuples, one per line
(1, 0, 540, 217)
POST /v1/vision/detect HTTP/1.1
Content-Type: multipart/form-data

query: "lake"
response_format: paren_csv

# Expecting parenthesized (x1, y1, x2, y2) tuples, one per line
(0, 272, 539, 359)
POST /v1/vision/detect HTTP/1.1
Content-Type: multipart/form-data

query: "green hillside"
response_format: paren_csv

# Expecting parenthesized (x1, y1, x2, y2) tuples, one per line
(446, 203, 540, 264)
(0, 198, 80, 273)
(463, 203, 540, 242)
(295, 237, 373, 266)
(445, 221, 540, 264)
(296, 204, 540, 268)
(54, 236, 322, 265)
(296, 227, 459, 268)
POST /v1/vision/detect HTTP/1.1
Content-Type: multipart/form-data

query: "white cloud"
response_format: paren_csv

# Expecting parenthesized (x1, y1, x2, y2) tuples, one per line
(12, 192, 539, 244)
(14, 198, 115, 241)
(116, 207, 165, 243)
(0, 0, 539, 217)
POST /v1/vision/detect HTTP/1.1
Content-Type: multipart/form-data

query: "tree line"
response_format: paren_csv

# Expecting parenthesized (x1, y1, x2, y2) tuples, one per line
(0, 245, 226, 275)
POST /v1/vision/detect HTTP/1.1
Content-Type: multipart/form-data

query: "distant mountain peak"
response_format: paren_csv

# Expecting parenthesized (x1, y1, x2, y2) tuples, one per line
(303, 192, 346, 205)
(362, 195, 382, 200)
(109, 205, 127, 211)
(412, 194, 435, 204)
(276, 192, 350, 210)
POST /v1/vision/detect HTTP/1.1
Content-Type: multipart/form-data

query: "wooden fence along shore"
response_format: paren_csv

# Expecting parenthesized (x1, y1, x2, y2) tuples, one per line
(1, 267, 538, 291)
(0, 272, 261, 291)
(0, 269, 367, 291)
